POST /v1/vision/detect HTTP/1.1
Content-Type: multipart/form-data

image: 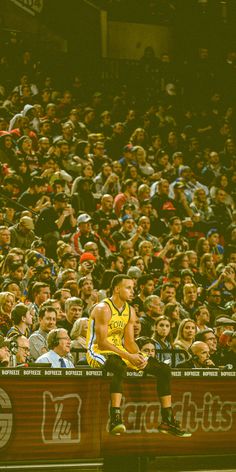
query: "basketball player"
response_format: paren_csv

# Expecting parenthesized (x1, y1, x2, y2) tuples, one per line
(86, 274, 191, 437)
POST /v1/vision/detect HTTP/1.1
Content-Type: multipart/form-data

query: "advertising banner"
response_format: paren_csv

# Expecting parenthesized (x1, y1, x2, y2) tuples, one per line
(0, 369, 235, 463)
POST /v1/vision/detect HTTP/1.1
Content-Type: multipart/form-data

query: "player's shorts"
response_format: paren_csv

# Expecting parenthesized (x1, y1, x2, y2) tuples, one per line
(87, 344, 144, 370)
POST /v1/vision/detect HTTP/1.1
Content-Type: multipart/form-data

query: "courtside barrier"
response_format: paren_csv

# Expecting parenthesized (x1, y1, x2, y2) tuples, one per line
(0, 368, 235, 464)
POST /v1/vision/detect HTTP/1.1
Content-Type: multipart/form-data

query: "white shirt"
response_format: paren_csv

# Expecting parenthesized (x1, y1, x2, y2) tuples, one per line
(36, 350, 74, 368)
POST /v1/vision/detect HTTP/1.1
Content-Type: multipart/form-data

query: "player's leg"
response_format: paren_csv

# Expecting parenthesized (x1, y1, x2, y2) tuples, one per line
(104, 355, 127, 435)
(145, 357, 192, 437)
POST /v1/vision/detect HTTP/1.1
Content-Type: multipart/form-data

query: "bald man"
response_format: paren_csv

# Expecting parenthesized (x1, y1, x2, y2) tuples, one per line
(178, 341, 215, 368)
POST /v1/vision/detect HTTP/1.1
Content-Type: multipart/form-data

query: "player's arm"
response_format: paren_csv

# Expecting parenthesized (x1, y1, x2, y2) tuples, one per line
(94, 303, 132, 361)
(94, 304, 146, 368)
(123, 307, 140, 354)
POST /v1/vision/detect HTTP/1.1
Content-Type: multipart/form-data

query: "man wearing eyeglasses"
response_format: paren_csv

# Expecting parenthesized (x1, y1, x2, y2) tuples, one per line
(195, 328, 220, 366)
(36, 328, 74, 368)
(13, 335, 31, 365)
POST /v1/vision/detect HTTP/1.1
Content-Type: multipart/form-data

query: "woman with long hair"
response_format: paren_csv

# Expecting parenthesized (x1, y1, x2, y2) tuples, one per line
(0, 291, 15, 335)
(196, 252, 217, 288)
(196, 237, 210, 260)
(173, 318, 197, 364)
(152, 315, 172, 365)
(70, 317, 89, 365)
(210, 174, 234, 209)
(163, 302, 181, 340)
(130, 127, 149, 150)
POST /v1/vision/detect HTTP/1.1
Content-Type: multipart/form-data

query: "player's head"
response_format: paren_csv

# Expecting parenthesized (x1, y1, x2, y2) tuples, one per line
(110, 274, 134, 302)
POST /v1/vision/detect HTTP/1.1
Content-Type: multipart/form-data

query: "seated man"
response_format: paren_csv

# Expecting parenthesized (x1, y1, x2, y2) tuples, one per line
(36, 328, 74, 368)
(178, 341, 216, 368)
(29, 305, 57, 360)
(57, 297, 83, 335)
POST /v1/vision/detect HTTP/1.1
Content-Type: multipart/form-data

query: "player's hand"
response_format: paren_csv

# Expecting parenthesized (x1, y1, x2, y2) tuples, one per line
(204, 359, 215, 367)
(128, 352, 148, 369)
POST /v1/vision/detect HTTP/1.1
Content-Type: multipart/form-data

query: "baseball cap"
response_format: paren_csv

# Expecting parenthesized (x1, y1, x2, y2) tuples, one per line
(122, 214, 134, 222)
(54, 192, 69, 202)
(123, 144, 133, 153)
(20, 216, 34, 230)
(80, 252, 96, 263)
(0, 335, 10, 349)
(77, 213, 92, 224)
(207, 228, 219, 238)
(215, 316, 236, 327)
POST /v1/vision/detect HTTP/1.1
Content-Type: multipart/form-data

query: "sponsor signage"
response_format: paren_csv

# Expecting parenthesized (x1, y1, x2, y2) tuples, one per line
(0, 369, 235, 462)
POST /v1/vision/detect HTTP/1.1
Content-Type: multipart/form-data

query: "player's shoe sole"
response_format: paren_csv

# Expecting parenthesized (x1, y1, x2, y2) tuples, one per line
(110, 423, 126, 435)
(158, 424, 192, 437)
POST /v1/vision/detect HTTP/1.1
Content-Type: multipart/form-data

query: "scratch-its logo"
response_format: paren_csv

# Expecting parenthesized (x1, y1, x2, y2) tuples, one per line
(41, 392, 81, 444)
(0, 388, 12, 448)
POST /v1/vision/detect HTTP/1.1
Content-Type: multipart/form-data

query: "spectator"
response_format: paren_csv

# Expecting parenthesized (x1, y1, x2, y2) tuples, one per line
(0, 335, 11, 367)
(9, 216, 36, 250)
(36, 328, 74, 368)
(173, 318, 197, 362)
(177, 341, 215, 368)
(0, 291, 15, 336)
(221, 331, 236, 369)
(133, 275, 155, 314)
(70, 317, 88, 365)
(181, 283, 199, 318)
(139, 295, 163, 337)
(57, 296, 83, 335)
(29, 305, 57, 360)
(194, 305, 211, 332)
(136, 336, 156, 358)
(152, 315, 172, 365)
(35, 192, 76, 259)
(0, 226, 11, 256)
(30, 282, 51, 322)
(71, 213, 102, 256)
(14, 334, 31, 366)
(163, 302, 181, 340)
(7, 302, 34, 338)
(195, 328, 220, 365)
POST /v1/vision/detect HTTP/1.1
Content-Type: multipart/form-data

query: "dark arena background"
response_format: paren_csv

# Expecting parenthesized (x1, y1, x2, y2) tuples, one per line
(0, 1, 236, 471)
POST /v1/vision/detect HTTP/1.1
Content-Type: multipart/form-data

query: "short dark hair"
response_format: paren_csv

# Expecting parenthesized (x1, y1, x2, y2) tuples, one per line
(54, 288, 71, 300)
(195, 328, 215, 342)
(38, 305, 57, 320)
(107, 253, 123, 266)
(136, 336, 156, 350)
(11, 303, 28, 324)
(110, 274, 132, 293)
(161, 282, 175, 291)
(169, 216, 181, 225)
(137, 274, 154, 289)
(31, 282, 50, 298)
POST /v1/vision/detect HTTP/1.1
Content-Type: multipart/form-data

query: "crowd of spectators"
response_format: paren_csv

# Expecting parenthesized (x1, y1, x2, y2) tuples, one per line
(0, 41, 236, 370)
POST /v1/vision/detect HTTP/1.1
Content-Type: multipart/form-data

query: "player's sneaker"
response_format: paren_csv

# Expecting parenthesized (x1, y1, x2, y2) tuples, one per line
(158, 418, 192, 437)
(109, 411, 126, 435)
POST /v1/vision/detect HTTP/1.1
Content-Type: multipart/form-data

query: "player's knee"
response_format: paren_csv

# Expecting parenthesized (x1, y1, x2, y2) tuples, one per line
(105, 355, 127, 378)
